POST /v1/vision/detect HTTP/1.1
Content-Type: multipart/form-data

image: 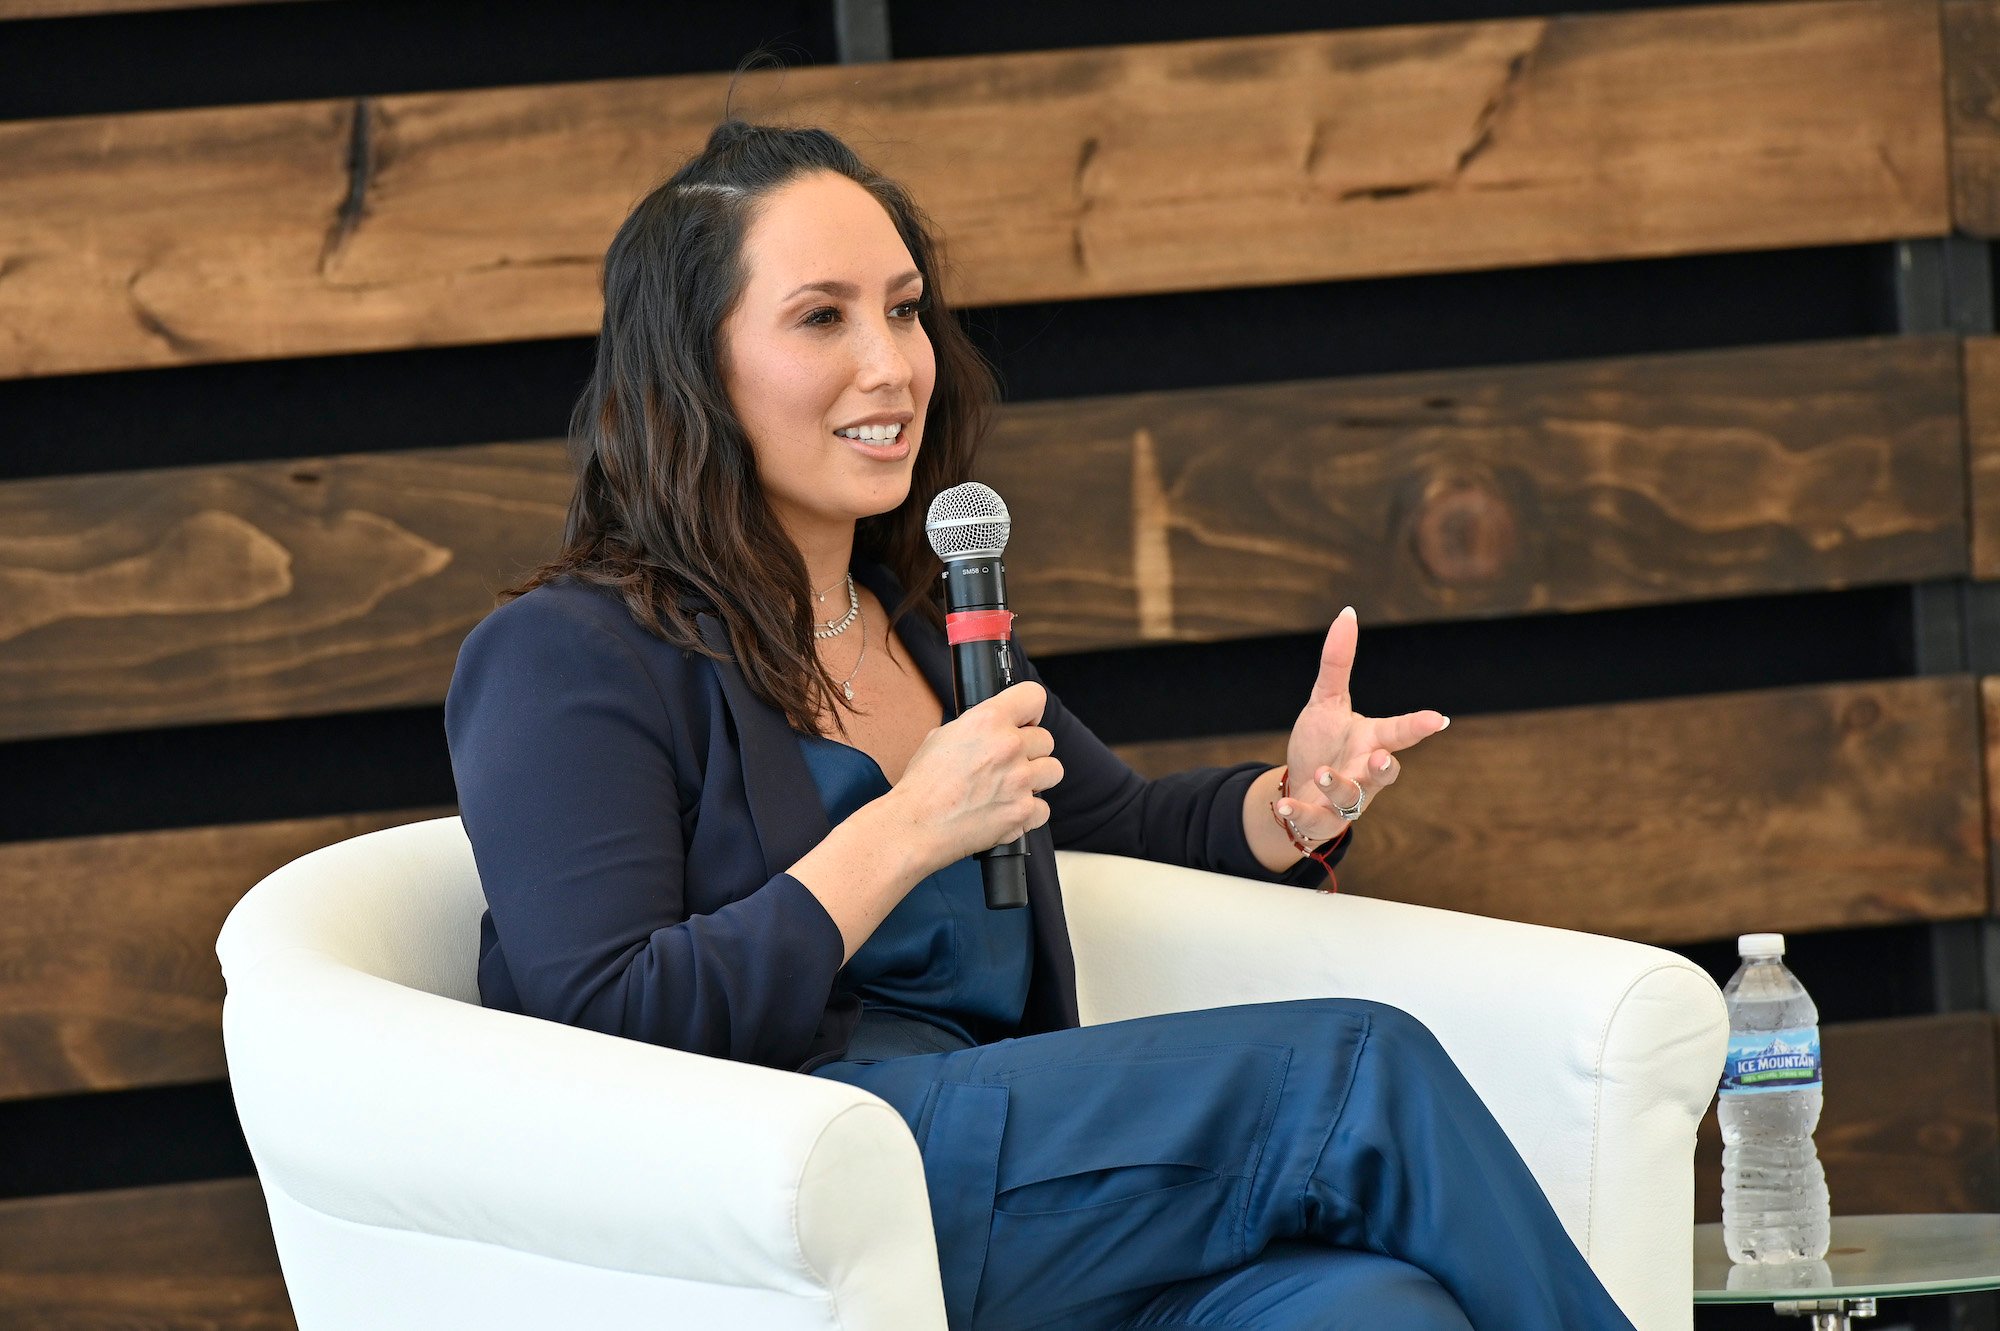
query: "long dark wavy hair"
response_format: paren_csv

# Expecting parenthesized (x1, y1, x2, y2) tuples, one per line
(502, 116, 999, 734)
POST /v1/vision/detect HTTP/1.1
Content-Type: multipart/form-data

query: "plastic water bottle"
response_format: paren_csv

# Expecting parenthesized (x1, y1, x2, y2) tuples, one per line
(1719, 932, 1830, 1262)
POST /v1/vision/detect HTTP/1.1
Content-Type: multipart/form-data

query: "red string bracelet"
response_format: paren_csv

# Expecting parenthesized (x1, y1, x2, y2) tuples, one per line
(1270, 765, 1351, 893)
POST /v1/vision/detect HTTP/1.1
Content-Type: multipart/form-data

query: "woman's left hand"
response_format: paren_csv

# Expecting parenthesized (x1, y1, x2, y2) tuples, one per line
(1277, 606, 1449, 844)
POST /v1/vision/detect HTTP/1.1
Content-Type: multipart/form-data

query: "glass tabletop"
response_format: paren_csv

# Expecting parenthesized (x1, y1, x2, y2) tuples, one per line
(1694, 1215, 2000, 1303)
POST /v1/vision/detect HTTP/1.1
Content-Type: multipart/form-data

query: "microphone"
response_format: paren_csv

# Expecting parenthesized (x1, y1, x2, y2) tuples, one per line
(925, 482, 1029, 910)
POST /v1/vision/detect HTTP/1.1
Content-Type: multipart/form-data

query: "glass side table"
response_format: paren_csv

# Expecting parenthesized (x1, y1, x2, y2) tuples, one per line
(1694, 1215, 2000, 1329)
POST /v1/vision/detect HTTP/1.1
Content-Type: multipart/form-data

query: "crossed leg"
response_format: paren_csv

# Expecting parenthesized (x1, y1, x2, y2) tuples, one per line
(812, 997, 1635, 1331)
(1117, 1239, 1473, 1331)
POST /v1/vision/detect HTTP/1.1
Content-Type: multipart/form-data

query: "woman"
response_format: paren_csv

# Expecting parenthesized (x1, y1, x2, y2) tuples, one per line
(444, 117, 1639, 1331)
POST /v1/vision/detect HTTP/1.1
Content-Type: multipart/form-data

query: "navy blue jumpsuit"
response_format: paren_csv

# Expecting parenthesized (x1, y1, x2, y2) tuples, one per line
(797, 732, 1639, 1331)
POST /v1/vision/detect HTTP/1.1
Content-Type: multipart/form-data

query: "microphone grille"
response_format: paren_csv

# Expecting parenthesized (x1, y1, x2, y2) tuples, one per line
(925, 482, 1012, 559)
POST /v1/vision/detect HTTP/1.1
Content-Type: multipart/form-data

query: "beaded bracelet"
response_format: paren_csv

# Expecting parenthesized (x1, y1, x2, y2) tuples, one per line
(1270, 765, 1351, 893)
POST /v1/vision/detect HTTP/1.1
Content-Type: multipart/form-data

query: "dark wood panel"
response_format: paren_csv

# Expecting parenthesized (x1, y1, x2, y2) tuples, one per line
(0, 808, 449, 1100)
(1694, 1013, 2000, 1221)
(1982, 675, 2000, 907)
(3, 679, 1981, 1103)
(0, 1024, 1981, 1330)
(0, 337, 1961, 741)
(0, 0, 313, 16)
(0, 1178, 293, 1330)
(0, 443, 565, 742)
(1115, 675, 1991, 946)
(0, 1, 1949, 377)
(0, 1017, 1977, 1329)
(1, 995, 1975, 1323)
(1967, 336, 2000, 580)
(1947, 0, 2000, 236)
(6, 677, 1981, 1101)
(987, 334, 1964, 654)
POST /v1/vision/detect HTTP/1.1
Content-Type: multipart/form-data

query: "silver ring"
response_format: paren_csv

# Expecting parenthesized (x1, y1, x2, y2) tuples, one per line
(1331, 777, 1366, 822)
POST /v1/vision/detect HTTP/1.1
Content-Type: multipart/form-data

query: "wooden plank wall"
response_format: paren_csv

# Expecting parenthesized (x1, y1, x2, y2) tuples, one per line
(3, 1, 1998, 1322)
(0, 336, 1962, 741)
(0, 1180, 290, 1330)
(0, 2, 1950, 377)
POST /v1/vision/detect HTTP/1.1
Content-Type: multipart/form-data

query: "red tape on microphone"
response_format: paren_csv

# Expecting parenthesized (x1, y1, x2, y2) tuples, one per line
(946, 609, 1016, 645)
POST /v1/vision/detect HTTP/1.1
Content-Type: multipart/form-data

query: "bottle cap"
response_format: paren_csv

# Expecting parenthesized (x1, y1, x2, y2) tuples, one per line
(1738, 932, 1785, 958)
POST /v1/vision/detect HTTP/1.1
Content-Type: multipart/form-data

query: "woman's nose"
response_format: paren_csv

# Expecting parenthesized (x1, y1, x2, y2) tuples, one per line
(853, 317, 912, 391)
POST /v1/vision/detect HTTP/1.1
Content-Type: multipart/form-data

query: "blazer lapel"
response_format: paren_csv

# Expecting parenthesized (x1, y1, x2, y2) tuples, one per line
(693, 562, 1078, 1044)
(692, 564, 941, 883)
(693, 612, 830, 882)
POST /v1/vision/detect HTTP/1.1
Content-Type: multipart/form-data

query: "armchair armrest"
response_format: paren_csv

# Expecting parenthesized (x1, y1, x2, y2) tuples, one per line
(1055, 850, 1727, 1331)
(220, 951, 946, 1326)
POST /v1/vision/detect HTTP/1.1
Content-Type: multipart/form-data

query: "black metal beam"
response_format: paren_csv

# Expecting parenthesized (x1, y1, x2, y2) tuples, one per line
(1894, 236, 1994, 335)
(1895, 239, 2000, 1026)
(833, 0, 891, 64)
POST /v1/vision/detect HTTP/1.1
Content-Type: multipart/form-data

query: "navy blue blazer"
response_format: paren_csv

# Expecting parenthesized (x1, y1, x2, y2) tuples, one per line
(444, 561, 1350, 1074)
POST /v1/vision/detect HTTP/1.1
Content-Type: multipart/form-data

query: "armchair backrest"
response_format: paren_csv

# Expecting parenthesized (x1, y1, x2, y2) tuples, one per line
(217, 815, 482, 1001)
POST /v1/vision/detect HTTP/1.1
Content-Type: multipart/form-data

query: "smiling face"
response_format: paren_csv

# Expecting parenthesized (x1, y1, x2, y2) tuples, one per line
(718, 170, 937, 557)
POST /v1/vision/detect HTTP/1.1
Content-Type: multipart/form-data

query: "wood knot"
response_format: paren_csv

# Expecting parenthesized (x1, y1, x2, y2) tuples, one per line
(1411, 472, 1518, 584)
(1839, 698, 1883, 732)
(1917, 1122, 1962, 1152)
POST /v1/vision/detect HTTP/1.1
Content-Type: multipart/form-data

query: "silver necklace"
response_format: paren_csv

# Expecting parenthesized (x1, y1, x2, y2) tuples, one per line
(812, 573, 860, 639)
(832, 600, 867, 702)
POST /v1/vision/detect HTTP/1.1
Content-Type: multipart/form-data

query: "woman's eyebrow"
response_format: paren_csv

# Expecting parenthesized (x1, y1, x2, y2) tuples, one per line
(782, 269, 923, 301)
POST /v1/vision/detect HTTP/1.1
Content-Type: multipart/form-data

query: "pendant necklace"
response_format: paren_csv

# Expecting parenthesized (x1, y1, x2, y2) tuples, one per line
(812, 571, 847, 607)
(812, 573, 860, 639)
(833, 602, 867, 703)
(812, 567, 868, 699)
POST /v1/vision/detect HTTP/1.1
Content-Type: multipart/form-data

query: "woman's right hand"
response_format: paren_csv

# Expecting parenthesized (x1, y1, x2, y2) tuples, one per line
(888, 681, 1064, 872)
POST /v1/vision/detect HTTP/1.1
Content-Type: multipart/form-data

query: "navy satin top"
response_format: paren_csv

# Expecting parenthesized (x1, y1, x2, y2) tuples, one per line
(797, 731, 1033, 1061)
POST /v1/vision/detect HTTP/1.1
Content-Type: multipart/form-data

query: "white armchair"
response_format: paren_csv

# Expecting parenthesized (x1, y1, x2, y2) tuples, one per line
(216, 816, 1726, 1331)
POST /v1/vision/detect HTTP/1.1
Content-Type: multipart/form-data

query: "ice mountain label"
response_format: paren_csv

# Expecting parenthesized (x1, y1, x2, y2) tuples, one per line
(1720, 1024, 1822, 1094)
